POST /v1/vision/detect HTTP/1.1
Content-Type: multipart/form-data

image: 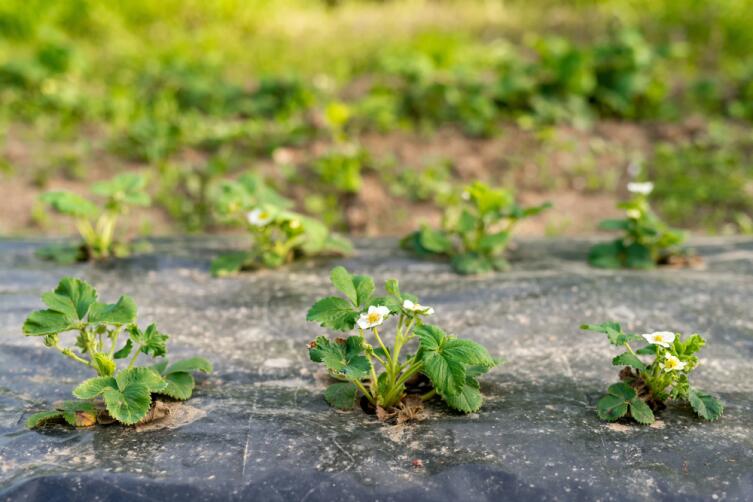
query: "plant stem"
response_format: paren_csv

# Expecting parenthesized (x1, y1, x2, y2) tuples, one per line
(353, 379, 374, 405)
(57, 346, 91, 367)
(372, 328, 392, 367)
(127, 346, 142, 369)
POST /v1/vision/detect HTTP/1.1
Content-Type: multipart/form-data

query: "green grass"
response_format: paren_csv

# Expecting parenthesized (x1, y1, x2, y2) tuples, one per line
(1, 0, 753, 235)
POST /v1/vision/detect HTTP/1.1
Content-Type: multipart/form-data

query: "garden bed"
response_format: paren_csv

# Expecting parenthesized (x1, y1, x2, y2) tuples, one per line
(1, 237, 752, 500)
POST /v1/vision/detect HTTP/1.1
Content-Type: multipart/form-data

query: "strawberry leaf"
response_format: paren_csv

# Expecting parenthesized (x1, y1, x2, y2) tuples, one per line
(306, 296, 359, 332)
(308, 335, 369, 379)
(324, 382, 359, 410)
(688, 388, 724, 421)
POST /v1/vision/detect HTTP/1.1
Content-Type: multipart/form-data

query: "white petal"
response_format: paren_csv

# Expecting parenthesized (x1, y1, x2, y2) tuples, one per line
(627, 181, 654, 195)
(375, 306, 390, 317)
(424, 307, 435, 315)
(402, 299, 415, 310)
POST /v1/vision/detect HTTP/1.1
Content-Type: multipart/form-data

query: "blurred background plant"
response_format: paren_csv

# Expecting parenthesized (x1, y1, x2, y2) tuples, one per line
(1, 0, 752, 238)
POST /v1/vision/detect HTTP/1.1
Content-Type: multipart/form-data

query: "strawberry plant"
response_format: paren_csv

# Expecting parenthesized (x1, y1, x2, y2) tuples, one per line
(210, 173, 352, 276)
(23, 277, 212, 428)
(37, 173, 151, 263)
(401, 182, 550, 274)
(589, 181, 687, 269)
(581, 322, 723, 424)
(306, 266, 499, 418)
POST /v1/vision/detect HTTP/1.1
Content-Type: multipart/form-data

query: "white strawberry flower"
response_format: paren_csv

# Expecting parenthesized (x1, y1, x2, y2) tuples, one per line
(246, 208, 273, 227)
(659, 353, 687, 373)
(357, 305, 390, 330)
(641, 331, 675, 348)
(627, 181, 654, 195)
(402, 299, 434, 316)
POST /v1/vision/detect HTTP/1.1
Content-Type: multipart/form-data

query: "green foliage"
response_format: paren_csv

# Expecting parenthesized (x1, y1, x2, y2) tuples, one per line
(402, 181, 550, 274)
(307, 267, 498, 418)
(596, 382, 655, 424)
(23, 277, 211, 428)
(589, 183, 687, 269)
(37, 173, 151, 262)
(582, 322, 723, 424)
(648, 128, 753, 234)
(209, 173, 352, 275)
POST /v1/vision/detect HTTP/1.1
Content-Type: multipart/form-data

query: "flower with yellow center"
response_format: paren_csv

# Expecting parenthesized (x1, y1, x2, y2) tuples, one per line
(641, 331, 675, 348)
(402, 299, 434, 316)
(357, 305, 390, 330)
(247, 208, 273, 227)
(659, 353, 687, 373)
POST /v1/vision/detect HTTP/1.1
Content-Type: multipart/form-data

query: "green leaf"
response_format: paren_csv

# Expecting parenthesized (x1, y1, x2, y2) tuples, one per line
(478, 231, 510, 254)
(330, 266, 357, 305)
(688, 388, 724, 421)
(159, 372, 196, 400)
(596, 394, 629, 421)
(415, 324, 466, 396)
(127, 323, 168, 357)
(308, 335, 370, 379)
(88, 296, 137, 325)
(608, 382, 637, 401)
(210, 251, 251, 277)
(625, 243, 654, 269)
(23, 309, 75, 336)
(418, 226, 453, 254)
(598, 219, 629, 231)
(113, 339, 133, 359)
(612, 352, 646, 371)
(26, 410, 65, 428)
(165, 357, 213, 375)
(41, 277, 97, 321)
(675, 334, 706, 357)
(443, 375, 483, 413)
(324, 382, 359, 410)
(596, 382, 638, 422)
(73, 376, 118, 399)
(581, 321, 622, 334)
(451, 253, 494, 275)
(92, 173, 150, 207)
(352, 275, 375, 308)
(443, 339, 496, 368)
(306, 296, 359, 332)
(588, 241, 623, 269)
(116, 367, 167, 393)
(40, 191, 99, 218)
(35, 244, 85, 264)
(628, 398, 655, 424)
(103, 383, 152, 425)
(385, 279, 401, 298)
(321, 233, 353, 256)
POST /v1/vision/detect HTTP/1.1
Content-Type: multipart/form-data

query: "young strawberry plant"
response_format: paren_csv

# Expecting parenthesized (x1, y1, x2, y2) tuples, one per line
(588, 181, 688, 269)
(306, 266, 498, 418)
(401, 181, 550, 274)
(581, 321, 723, 424)
(37, 173, 151, 263)
(210, 173, 352, 276)
(23, 277, 212, 428)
